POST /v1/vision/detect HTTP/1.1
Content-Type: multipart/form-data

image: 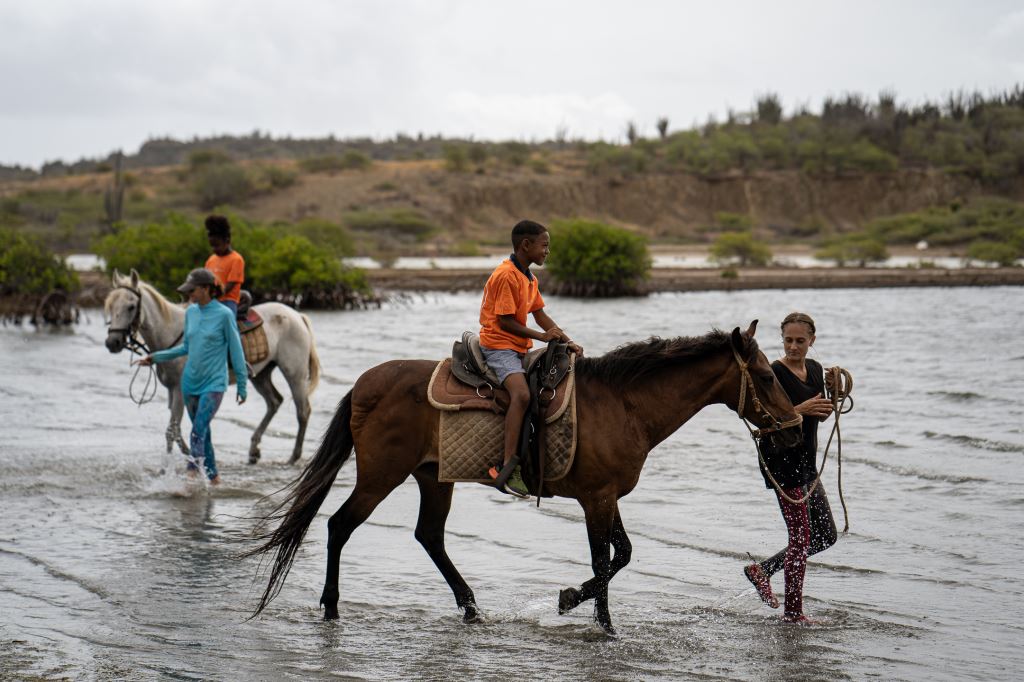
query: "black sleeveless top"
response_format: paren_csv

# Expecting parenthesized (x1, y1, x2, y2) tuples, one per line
(758, 358, 824, 489)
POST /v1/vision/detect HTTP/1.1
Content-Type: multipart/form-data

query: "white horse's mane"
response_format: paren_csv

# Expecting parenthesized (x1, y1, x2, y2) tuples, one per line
(110, 271, 181, 325)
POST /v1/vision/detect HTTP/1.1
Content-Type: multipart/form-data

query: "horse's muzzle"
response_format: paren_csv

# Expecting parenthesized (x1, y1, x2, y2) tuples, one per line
(772, 425, 803, 450)
(105, 332, 126, 353)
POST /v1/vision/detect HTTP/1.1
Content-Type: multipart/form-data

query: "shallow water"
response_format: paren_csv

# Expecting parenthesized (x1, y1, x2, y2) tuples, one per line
(1, 287, 1022, 681)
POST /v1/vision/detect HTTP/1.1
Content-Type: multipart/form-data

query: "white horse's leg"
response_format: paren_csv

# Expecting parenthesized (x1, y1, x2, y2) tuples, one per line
(169, 386, 189, 455)
(248, 364, 283, 464)
(283, 366, 312, 465)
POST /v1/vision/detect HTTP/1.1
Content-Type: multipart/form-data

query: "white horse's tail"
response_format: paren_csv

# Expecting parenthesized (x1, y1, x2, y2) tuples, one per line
(301, 313, 321, 396)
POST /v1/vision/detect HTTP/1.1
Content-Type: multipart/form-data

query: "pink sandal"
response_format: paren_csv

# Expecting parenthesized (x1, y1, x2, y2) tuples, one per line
(744, 563, 780, 609)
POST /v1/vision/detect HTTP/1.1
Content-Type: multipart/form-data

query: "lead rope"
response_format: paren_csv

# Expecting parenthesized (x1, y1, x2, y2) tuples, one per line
(745, 365, 853, 532)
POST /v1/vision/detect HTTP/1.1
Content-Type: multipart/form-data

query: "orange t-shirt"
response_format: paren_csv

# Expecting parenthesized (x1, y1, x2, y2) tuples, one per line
(479, 258, 545, 353)
(205, 251, 245, 304)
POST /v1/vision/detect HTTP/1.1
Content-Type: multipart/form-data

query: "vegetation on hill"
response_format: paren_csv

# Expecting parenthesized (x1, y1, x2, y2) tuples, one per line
(822, 196, 1024, 265)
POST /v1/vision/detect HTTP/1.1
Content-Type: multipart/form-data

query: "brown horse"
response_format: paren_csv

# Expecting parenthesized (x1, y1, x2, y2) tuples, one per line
(248, 321, 801, 633)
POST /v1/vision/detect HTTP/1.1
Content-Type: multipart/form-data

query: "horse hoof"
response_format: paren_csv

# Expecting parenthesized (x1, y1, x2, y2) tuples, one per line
(558, 587, 582, 614)
(462, 603, 482, 624)
(248, 451, 260, 465)
(320, 601, 340, 621)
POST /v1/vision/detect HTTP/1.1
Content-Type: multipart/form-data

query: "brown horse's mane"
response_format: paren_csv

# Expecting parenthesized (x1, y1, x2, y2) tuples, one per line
(575, 330, 737, 385)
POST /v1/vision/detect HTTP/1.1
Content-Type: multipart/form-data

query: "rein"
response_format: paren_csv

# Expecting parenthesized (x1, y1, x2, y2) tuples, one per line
(732, 347, 853, 532)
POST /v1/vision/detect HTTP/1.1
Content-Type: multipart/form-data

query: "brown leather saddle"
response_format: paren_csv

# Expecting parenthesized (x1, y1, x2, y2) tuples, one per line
(234, 291, 267, 364)
(428, 332, 575, 500)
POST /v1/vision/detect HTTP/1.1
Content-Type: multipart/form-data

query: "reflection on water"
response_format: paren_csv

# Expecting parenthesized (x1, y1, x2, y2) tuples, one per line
(1, 287, 1023, 680)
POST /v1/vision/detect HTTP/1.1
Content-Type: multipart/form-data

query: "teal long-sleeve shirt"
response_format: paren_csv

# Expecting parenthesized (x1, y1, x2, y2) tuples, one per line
(151, 301, 248, 399)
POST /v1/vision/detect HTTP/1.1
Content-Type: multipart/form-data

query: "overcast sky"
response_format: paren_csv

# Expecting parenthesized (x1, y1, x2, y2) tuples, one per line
(2, 0, 1023, 168)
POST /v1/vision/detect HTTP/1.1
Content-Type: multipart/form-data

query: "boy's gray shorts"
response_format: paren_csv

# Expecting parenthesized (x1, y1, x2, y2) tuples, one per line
(480, 345, 526, 385)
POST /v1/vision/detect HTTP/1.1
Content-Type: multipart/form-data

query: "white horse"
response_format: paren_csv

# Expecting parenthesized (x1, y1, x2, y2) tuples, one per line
(103, 269, 320, 464)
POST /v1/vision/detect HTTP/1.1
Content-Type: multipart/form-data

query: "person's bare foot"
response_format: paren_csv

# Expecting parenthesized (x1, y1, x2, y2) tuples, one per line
(210, 475, 222, 486)
(744, 564, 779, 609)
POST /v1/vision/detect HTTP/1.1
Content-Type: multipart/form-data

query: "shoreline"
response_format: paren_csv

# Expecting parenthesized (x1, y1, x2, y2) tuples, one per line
(365, 266, 1024, 293)
(23, 266, 1024, 310)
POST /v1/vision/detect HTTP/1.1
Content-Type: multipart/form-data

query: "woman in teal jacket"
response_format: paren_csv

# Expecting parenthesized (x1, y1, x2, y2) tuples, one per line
(138, 268, 247, 484)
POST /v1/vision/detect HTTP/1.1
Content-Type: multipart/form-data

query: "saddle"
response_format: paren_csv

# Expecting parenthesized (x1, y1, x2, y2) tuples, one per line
(234, 290, 267, 364)
(428, 332, 576, 500)
(431, 332, 574, 419)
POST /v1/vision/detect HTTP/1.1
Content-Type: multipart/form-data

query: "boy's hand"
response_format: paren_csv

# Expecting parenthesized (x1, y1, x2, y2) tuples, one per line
(539, 328, 561, 342)
(133, 355, 154, 367)
(237, 392, 247, 405)
(567, 341, 584, 357)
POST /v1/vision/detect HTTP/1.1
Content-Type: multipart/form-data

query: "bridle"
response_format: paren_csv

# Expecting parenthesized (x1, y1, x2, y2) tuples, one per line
(107, 286, 152, 354)
(106, 284, 181, 406)
(733, 343, 854, 532)
(732, 345, 803, 437)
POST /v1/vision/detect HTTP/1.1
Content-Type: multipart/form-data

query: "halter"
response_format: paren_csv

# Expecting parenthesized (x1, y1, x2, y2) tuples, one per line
(106, 285, 151, 356)
(731, 345, 803, 437)
(106, 284, 182, 406)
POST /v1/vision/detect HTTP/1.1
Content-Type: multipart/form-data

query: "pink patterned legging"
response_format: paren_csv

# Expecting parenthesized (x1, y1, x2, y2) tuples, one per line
(776, 486, 811, 617)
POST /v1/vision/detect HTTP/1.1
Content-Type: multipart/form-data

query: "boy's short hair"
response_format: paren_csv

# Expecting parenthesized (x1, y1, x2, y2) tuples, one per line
(205, 214, 231, 240)
(511, 219, 547, 248)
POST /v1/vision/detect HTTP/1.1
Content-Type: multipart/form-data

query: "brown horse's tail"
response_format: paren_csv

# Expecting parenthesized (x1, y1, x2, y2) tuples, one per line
(301, 313, 320, 396)
(246, 390, 353, 617)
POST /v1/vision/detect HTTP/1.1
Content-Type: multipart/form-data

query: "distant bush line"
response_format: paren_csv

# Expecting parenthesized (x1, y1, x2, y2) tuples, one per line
(94, 214, 373, 308)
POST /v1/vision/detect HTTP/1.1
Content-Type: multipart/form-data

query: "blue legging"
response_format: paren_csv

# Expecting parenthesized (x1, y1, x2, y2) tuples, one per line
(184, 392, 224, 480)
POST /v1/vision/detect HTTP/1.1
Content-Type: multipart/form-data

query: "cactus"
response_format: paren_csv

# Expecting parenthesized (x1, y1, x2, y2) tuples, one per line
(104, 151, 125, 227)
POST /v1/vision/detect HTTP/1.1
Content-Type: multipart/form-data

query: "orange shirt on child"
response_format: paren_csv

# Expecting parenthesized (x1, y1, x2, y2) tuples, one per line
(205, 251, 245, 304)
(479, 258, 545, 353)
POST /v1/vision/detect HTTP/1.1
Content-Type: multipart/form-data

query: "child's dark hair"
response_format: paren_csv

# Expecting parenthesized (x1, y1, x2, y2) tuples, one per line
(205, 214, 231, 240)
(511, 219, 547, 248)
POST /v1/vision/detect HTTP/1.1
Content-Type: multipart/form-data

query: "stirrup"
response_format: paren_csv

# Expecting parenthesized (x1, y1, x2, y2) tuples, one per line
(488, 456, 520, 488)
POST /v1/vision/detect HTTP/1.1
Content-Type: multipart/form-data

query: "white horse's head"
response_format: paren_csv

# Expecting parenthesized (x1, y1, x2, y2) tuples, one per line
(104, 268, 143, 353)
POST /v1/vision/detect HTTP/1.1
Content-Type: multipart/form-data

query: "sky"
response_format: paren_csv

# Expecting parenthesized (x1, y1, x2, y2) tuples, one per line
(2, 0, 1023, 168)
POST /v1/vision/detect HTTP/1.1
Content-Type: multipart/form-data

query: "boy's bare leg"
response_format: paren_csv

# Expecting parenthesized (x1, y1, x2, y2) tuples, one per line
(501, 373, 530, 467)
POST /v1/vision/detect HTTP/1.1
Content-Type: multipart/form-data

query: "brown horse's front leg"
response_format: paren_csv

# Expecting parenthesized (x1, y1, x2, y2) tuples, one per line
(561, 497, 619, 634)
(559, 510, 632, 622)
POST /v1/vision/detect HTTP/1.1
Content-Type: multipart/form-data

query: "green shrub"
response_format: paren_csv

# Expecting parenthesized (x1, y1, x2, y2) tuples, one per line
(299, 151, 371, 174)
(442, 144, 469, 172)
(187, 149, 232, 172)
(545, 219, 651, 297)
(530, 158, 551, 174)
(256, 165, 298, 191)
(815, 236, 889, 266)
(967, 240, 1020, 266)
(0, 229, 79, 295)
(710, 232, 773, 266)
(714, 211, 753, 230)
(94, 214, 209, 294)
(497, 141, 531, 167)
(94, 214, 369, 304)
(191, 163, 254, 209)
(342, 209, 438, 242)
(586, 143, 648, 177)
(288, 217, 356, 258)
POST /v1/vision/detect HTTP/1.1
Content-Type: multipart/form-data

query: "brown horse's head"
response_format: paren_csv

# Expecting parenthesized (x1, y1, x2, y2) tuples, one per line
(729, 320, 802, 449)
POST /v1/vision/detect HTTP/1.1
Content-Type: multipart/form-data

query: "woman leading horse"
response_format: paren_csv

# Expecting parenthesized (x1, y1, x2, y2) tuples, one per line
(248, 321, 801, 633)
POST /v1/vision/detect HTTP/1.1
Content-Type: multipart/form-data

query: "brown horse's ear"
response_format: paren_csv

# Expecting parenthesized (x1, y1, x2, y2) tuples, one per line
(130, 268, 140, 289)
(731, 326, 745, 354)
(745, 319, 758, 338)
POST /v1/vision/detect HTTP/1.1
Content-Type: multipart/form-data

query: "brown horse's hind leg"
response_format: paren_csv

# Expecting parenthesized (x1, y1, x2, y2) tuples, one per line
(559, 504, 630, 634)
(412, 466, 480, 623)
